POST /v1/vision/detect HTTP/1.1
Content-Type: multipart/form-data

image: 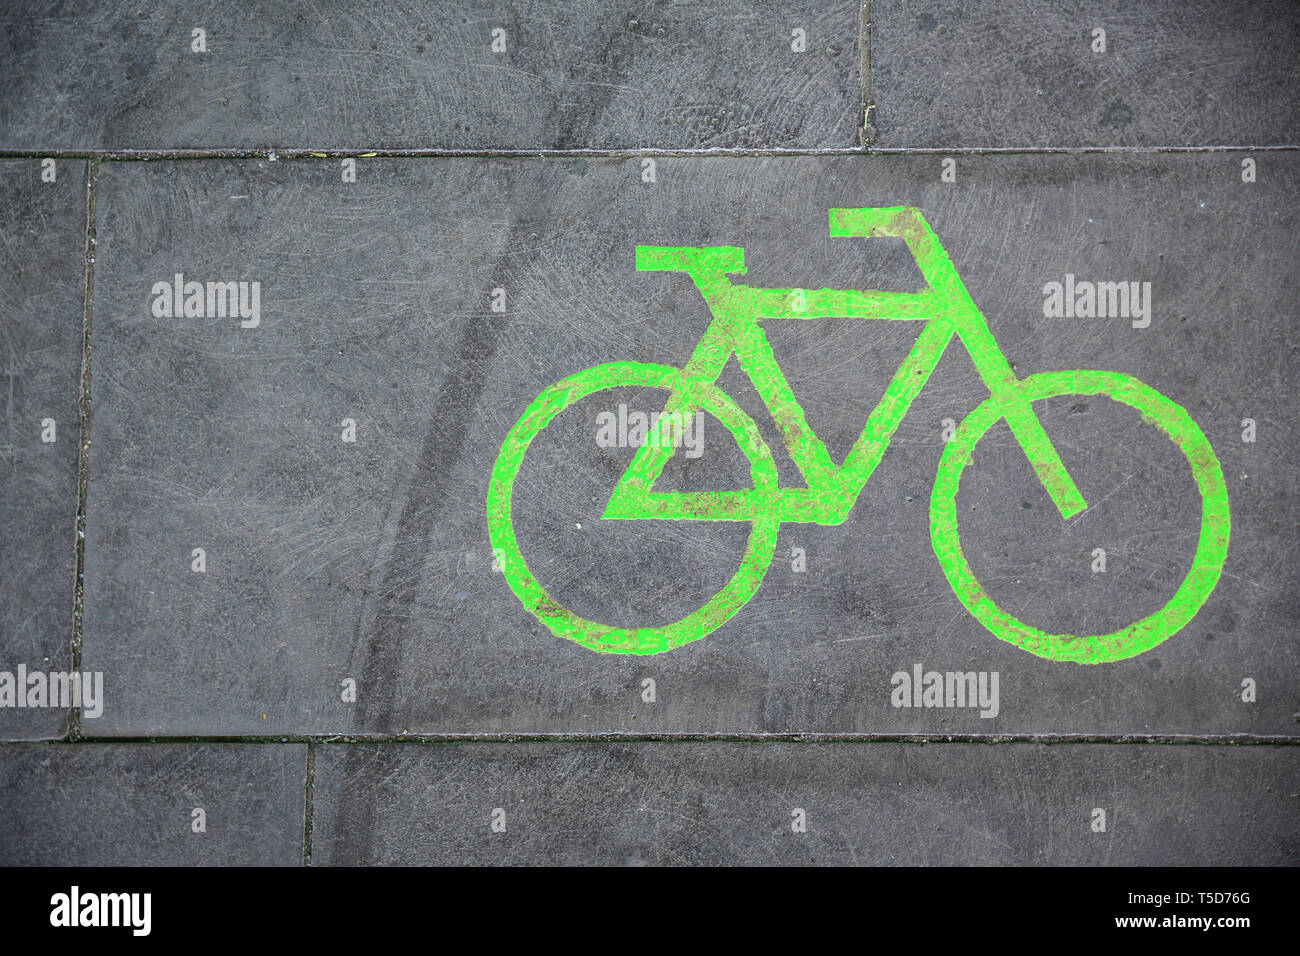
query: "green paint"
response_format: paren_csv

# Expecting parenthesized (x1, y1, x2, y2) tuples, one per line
(487, 208, 1230, 663)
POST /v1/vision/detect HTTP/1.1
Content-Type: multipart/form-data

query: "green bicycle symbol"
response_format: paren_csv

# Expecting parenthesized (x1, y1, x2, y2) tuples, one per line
(487, 207, 1230, 663)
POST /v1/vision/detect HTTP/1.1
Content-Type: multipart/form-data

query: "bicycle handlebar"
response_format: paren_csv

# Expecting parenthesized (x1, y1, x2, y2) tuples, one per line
(636, 206, 937, 280)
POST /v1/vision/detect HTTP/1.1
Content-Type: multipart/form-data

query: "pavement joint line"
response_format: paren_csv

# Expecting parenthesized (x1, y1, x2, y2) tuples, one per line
(860, 0, 874, 147)
(66, 157, 97, 745)
(4, 734, 1297, 746)
(0, 145, 1294, 162)
(302, 742, 315, 867)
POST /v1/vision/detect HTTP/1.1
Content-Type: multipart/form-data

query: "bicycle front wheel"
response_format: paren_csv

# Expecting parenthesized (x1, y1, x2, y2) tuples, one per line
(930, 369, 1230, 664)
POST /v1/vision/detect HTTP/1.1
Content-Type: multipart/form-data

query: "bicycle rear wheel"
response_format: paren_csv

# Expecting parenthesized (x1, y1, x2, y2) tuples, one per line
(929, 370, 1230, 664)
(488, 361, 780, 654)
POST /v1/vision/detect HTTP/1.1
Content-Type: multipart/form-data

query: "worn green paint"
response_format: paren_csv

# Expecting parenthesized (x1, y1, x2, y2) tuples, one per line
(487, 208, 1230, 662)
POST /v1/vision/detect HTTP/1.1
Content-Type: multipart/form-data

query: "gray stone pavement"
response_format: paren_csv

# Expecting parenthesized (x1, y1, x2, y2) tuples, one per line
(0, 1, 1296, 865)
(0, 0, 863, 150)
(0, 744, 306, 865)
(311, 742, 1298, 865)
(0, 160, 84, 741)
(79, 153, 1298, 737)
(868, 0, 1299, 148)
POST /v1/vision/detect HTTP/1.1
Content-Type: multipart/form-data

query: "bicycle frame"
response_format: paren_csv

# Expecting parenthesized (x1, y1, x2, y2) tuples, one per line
(606, 207, 1088, 526)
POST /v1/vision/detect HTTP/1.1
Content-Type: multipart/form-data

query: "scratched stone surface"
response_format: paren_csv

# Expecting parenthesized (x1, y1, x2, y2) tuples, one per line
(0, 0, 861, 151)
(0, 160, 84, 741)
(867, 0, 1300, 148)
(80, 153, 1299, 737)
(311, 742, 1299, 865)
(3, 1, 1299, 871)
(0, 743, 306, 864)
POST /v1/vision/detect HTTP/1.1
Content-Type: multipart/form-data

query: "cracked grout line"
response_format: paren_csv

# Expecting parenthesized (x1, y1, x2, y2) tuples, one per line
(302, 741, 314, 867)
(3, 733, 1297, 746)
(0, 145, 1295, 162)
(860, 0, 874, 146)
(67, 157, 97, 745)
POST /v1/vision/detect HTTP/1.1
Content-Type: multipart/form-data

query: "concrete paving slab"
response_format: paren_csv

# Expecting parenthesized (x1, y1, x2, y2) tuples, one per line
(0, 159, 85, 741)
(311, 741, 1300, 865)
(82, 153, 1298, 736)
(0, 743, 306, 864)
(0, 0, 862, 151)
(868, 0, 1300, 148)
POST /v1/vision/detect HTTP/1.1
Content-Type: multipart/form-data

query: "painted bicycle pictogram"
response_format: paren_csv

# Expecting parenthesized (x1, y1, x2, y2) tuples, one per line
(487, 207, 1230, 663)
